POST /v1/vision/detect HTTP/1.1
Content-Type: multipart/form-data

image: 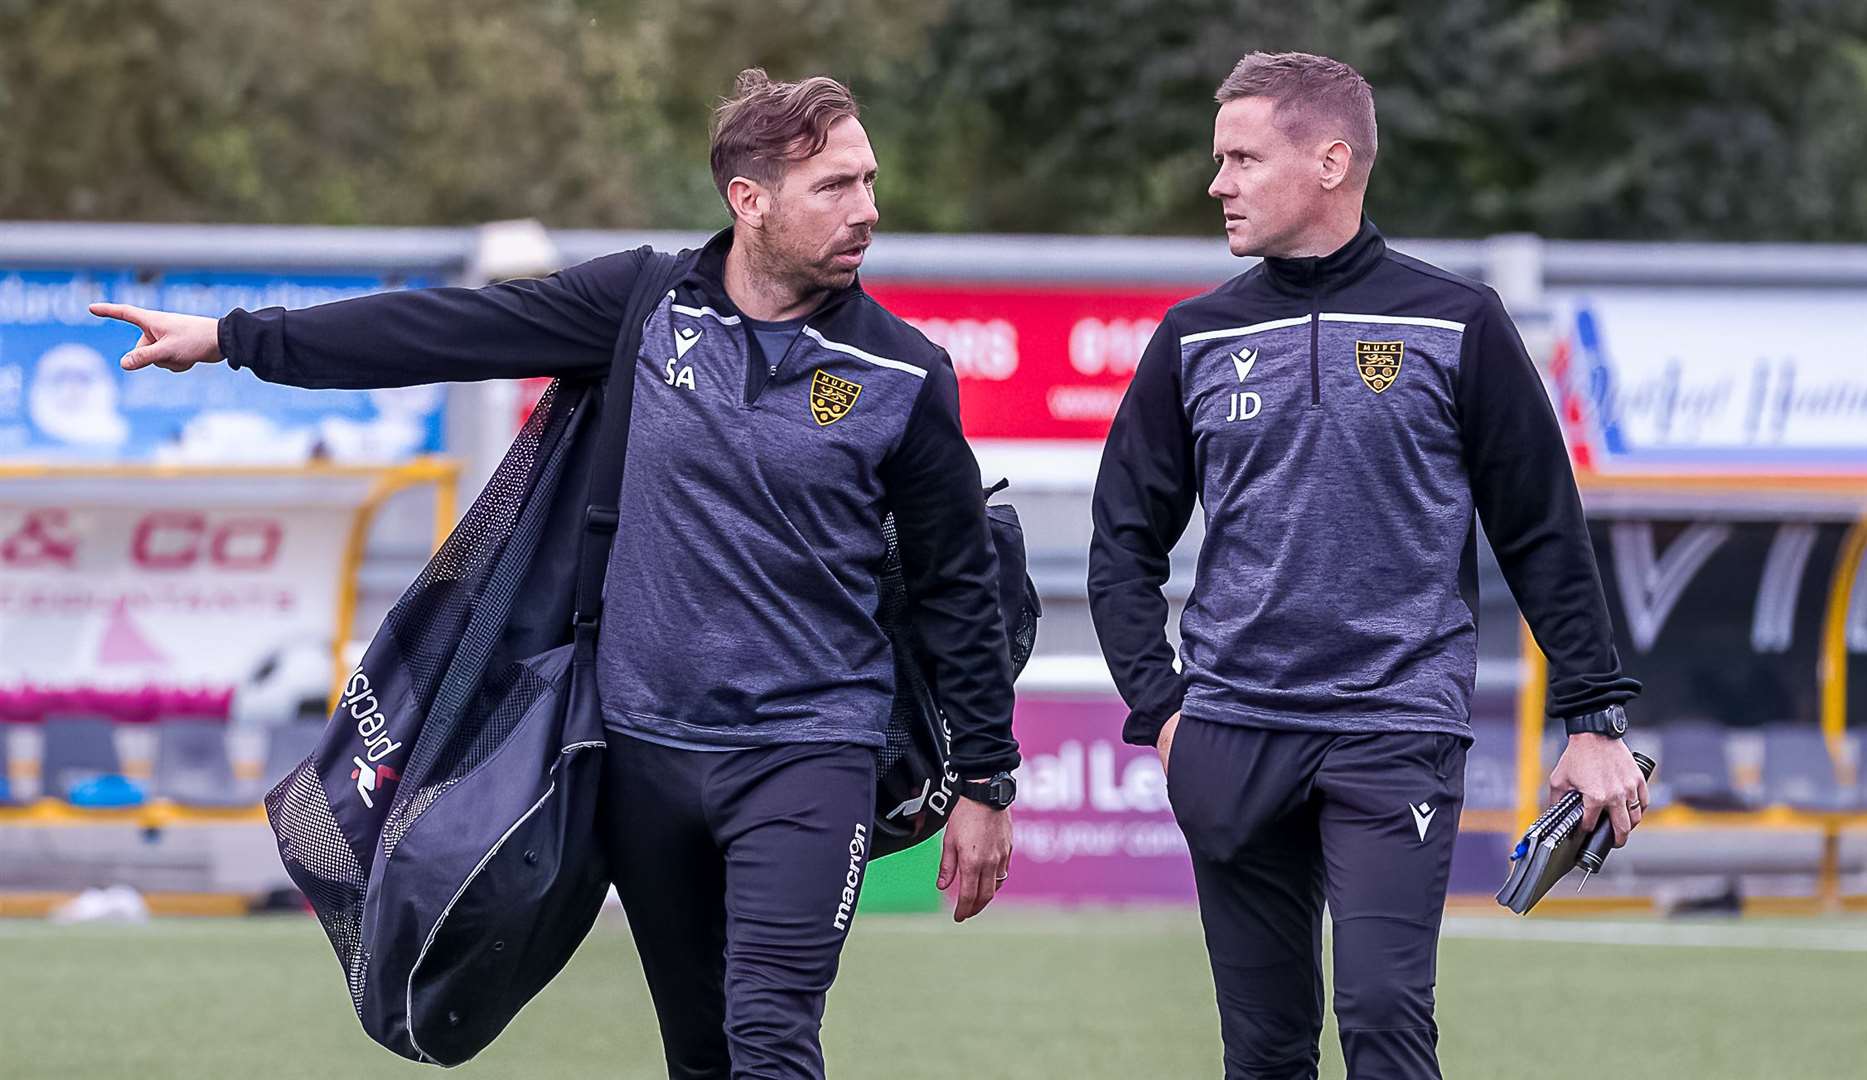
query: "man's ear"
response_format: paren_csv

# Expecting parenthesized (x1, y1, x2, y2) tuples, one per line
(726, 176, 769, 227)
(1318, 139, 1354, 192)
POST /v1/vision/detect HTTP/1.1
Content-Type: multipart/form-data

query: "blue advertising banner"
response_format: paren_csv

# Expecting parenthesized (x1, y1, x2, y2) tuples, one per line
(0, 268, 444, 462)
(1548, 289, 1867, 473)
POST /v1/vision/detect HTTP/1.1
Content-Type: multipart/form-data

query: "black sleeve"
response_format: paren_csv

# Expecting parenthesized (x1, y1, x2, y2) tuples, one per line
(217, 251, 644, 389)
(878, 357, 1020, 777)
(1460, 288, 1642, 719)
(1087, 313, 1198, 747)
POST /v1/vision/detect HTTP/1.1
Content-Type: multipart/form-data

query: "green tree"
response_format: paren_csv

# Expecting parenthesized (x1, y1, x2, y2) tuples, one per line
(0, 0, 643, 224)
(569, 0, 952, 228)
(3, 0, 1864, 239)
(875, 0, 1867, 240)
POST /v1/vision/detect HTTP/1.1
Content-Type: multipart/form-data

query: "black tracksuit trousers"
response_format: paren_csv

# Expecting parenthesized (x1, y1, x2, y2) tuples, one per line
(600, 732, 877, 1080)
(1166, 717, 1468, 1080)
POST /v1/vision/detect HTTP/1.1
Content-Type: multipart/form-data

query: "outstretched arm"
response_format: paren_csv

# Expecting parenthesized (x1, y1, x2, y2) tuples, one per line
(91, 251, 646, 389)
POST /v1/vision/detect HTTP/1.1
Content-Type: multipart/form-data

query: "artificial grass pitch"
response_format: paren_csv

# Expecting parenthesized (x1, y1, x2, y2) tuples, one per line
(1, 909, 1860, 1078)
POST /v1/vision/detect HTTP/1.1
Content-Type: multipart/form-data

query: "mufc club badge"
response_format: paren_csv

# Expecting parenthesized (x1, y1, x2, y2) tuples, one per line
(810, 368, 862, 426)
(1355, 340, 1404, 393)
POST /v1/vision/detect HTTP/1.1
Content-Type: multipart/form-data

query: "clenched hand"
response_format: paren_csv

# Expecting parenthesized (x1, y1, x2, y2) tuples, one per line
(1547, 734, 1649, 848)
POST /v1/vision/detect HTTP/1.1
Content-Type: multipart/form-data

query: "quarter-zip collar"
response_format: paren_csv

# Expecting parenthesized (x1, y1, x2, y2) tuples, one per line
(1259, 216, 1386, 297)
(688, 227, 865, 321)
(687, 228, 866, 407)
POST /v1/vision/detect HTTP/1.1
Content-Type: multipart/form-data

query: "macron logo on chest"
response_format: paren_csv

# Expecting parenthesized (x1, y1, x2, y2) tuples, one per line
(665, 307, 725, 392)
(1225, 347, 1262, 423)
(657, 299, 931, 415)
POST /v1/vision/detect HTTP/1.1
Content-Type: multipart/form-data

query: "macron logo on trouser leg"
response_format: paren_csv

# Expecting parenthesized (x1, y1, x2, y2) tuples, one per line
(832, 823, 868, 931)
(1409, 801, 1436, 841)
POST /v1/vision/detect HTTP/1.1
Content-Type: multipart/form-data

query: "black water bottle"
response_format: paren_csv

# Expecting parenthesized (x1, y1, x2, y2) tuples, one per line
(1577, 750, 1658, 875)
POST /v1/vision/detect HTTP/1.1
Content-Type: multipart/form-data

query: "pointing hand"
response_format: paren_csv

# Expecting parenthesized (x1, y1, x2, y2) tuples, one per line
(88, 303, 223, 373)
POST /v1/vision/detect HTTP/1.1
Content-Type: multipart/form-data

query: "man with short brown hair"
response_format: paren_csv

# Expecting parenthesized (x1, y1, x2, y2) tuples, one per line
(1090, 51, 1645, 1078)
(94, 69, 1018, 1079)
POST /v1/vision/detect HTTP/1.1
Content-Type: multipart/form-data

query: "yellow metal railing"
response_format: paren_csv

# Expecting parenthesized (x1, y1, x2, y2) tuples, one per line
(325, 456, 460, 708)
(0, 799, 266, 827)
(1820, 517, 1866, 774)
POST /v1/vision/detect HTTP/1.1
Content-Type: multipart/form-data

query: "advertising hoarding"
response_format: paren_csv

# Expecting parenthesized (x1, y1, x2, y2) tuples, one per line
(0, 268, 443, 463)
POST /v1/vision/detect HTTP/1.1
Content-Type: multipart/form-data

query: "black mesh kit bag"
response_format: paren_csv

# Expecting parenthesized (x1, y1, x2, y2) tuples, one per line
(870, 479, 1040, 857)
(264, 248, 688, 1066)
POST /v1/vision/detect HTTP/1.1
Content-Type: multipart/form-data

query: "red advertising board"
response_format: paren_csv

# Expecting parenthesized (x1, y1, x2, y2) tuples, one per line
(516, 282, 1195, 440)
(865, 282, 1195, 441)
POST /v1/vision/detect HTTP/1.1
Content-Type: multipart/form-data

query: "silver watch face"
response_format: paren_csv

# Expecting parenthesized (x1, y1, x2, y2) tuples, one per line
(1609, 706, 1627, 735)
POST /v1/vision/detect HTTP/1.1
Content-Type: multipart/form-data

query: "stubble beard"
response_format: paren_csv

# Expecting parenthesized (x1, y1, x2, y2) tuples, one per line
(753, 218, 852, 301)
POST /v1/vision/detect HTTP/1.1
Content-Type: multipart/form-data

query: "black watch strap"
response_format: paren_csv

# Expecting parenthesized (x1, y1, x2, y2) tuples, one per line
(1563, 704, 1629, 739)
(959, 771, 1017, 809)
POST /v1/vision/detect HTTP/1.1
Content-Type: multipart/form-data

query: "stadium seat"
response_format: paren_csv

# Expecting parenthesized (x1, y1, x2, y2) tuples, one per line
(262, 720, 325, 789)
(1760, 727, 1854, 811)
(0, 727, 18, 805)
(1654, 722, 1748, 810)
(152, 717, 249, 806)
(40, 713, 134, 802)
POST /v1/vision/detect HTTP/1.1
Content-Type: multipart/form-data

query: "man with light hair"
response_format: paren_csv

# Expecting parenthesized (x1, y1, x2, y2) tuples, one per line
(1090, 51, 1646, 1078)
(93, 69, 1020, 1079)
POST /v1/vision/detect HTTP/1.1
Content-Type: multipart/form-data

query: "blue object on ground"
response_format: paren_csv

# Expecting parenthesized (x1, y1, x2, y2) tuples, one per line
(66, 774, 145, 808)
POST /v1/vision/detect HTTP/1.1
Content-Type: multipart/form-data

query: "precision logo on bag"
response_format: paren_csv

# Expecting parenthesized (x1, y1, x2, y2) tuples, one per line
(883, 765, 957, 836)
(882, 711, 958, 835)
(810, 368, 862, 426)
(340, 667, 405, 809)
(351, 758, 400, 811)
(1355, 340, 1404, 393)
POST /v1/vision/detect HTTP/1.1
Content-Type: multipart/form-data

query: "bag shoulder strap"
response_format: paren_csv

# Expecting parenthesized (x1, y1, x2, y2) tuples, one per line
(572, 246, 695, 643)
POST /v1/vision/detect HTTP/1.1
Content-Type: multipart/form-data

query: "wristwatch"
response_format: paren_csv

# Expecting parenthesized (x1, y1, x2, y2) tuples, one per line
(1564, 704, 1628, 739)
(959, 771, 1017, 810)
